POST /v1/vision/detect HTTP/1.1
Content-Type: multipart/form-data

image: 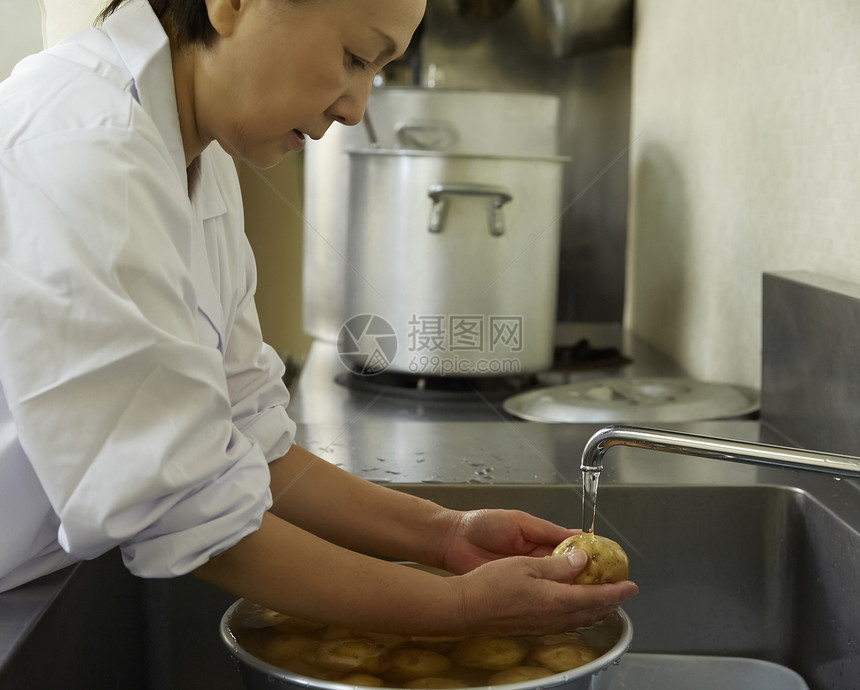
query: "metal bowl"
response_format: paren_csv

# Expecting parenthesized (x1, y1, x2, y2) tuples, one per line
(219, 600, 633, 690)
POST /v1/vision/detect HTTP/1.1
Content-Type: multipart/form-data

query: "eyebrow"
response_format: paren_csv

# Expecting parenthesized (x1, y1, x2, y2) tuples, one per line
(372, 27, 398, 62)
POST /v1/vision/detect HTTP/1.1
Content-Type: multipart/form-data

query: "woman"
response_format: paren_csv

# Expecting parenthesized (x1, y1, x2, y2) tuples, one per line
(0, 0, 637, 634)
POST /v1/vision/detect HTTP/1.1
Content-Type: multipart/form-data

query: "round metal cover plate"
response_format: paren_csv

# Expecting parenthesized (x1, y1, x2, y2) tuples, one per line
(502, 377, 759, 423)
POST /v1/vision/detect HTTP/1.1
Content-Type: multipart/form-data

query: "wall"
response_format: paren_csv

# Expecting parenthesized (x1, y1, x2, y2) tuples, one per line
(0, 1, 41, 79)
(625, 0, 860, 388)
(236, 159, 312, 364)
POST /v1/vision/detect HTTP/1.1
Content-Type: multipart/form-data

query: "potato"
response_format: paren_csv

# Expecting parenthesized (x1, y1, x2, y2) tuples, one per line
(530, 641, 597, 672)
(451, 636, 529, 671)
(387, 647, 452, 680)
(262, 634, 317, 664)
(302, 638, 390, 674)
(552, 533, 629, 584)
(487, 666, 556, 685)
(339, 673, 385, 686)
(404, 678, 468, 689)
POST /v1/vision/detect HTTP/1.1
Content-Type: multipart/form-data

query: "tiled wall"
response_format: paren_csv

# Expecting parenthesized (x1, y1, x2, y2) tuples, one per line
(624, 0, 860, 389)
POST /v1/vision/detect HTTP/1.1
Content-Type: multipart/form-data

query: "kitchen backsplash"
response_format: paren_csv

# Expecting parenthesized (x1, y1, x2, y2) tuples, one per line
(624, 0, 860, 389)
(761, 271, 860, 457)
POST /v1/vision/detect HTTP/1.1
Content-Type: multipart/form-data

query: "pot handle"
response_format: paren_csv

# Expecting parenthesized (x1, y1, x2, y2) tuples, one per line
(427, 183, 513, 236)
(396, 119, 459, 150)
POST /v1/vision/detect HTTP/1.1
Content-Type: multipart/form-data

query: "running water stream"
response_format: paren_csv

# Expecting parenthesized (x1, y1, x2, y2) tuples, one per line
(581, 465, 601, 534)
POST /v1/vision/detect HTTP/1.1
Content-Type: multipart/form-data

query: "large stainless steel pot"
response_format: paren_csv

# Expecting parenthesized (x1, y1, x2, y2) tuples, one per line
(341, 148, 567, 378)
(219, 599, 632, 690)
(302, 88, 562, 345)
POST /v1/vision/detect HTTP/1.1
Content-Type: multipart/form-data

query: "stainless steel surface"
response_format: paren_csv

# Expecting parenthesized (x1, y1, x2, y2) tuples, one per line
(503, 377, 759, 424)
(392, 480, 859, 690)
(221, 602, 632, 690)
(540, 0, 634, 58)
(581, 425, 860, 479)
(302, 121, 365, 343)
(343, 148, 566, 376)
(365, 88, 562, 156)
(288, 327, 688, 425)
(418, 2, 632, 324)
(427, 182, 513, 235)
(291, 417, 851, 491)
(762, 271, 860, 456)
(597, 653, 810, 690)
(302, 88, 562, 344)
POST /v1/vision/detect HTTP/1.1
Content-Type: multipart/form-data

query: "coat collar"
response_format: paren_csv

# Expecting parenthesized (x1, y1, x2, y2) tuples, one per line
(101, 0, 229, 224)
(102, 0, 188, 192)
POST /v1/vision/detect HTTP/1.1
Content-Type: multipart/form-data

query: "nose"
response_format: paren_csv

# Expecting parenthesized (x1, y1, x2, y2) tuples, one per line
(328, 76, 373, 127)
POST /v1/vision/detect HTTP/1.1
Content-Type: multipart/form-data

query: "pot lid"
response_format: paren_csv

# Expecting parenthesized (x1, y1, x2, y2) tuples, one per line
(503, 377, 759, 424)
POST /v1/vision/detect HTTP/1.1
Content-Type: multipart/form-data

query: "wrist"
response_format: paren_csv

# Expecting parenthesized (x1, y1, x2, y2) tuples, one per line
(416, 504, 460, 570)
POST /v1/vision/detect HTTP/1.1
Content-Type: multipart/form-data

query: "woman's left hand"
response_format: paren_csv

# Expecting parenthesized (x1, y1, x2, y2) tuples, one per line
(438, 509, 579, 575)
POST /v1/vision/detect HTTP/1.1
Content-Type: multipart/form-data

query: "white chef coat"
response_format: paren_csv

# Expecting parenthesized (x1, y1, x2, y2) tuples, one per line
(0, 0, 296, 593)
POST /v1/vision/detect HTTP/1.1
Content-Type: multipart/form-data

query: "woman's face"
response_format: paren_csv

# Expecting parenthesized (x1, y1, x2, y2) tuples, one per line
(194, 0, 425, 168)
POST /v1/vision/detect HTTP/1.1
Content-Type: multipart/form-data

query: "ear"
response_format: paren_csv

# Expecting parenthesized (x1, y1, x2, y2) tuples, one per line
(205, 0, 244, 38)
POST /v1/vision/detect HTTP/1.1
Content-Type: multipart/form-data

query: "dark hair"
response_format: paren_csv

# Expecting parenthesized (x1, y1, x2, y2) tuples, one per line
(98, 0, 219, 46)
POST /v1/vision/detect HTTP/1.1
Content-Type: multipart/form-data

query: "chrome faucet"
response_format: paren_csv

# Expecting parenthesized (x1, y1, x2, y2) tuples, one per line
(580, 424, 860, 531)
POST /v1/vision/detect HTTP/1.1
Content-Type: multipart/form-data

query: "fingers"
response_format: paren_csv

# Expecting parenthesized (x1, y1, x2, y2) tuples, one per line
(541, 576, 638, 632)
(566, 579, 640, 611)
(453, 555, 638, 637)
(513, 512, 581, 556)
(534, 554, 638, 602)
(537, 552, 589, 583)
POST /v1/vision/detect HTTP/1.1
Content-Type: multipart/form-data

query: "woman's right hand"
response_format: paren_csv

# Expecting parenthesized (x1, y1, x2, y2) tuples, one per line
(449, 550, 638, 636)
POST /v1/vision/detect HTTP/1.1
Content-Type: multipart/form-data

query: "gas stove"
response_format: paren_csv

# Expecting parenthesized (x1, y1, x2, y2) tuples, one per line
(288, 325, 682, 425)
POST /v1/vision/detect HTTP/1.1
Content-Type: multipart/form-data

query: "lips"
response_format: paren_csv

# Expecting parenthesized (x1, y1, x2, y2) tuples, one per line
(289, 129, 306, 152)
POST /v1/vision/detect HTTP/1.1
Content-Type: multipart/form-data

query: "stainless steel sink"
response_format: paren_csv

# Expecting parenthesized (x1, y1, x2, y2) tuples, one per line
(395, 483, 860, 690)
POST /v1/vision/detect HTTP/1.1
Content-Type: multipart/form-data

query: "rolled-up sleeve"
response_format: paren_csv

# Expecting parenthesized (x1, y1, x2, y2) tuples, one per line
(0, 120, 281, 578)
(225, 303, 297, 463)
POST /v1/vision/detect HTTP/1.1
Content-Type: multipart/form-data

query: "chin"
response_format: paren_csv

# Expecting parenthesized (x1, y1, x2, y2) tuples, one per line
(220, 140, 291, 170)
(254, 154, 291, 170)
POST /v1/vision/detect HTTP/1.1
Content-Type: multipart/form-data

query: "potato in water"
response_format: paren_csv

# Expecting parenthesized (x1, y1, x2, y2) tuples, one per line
(232, 600, 624, 688)
(451, 636, 529, 671)
(552, 533, 629, 584)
